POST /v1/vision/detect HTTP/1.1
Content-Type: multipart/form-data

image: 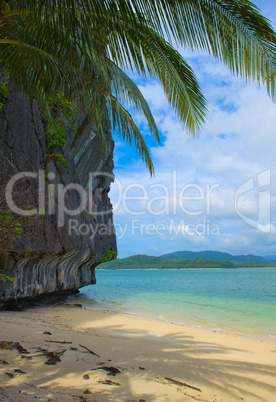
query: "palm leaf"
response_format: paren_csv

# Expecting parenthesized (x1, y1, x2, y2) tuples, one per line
(102, 14, 207, 133)
(2, 0, 276, 175)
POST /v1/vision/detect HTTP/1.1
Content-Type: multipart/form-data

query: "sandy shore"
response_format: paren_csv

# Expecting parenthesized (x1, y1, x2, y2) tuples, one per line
(0, 305, 275, 401)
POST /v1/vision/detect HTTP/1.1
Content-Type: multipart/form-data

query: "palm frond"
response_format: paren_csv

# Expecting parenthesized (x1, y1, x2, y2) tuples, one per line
(102, 14, 207, 133)
(83, 86, 155, 174)
(106, 60, 160, 143)
(108, 95, 155, 175)
(2, 0, 276, 175)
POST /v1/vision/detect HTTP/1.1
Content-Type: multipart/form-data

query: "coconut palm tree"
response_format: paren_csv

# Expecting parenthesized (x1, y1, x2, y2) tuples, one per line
(1, 0, 276, 174)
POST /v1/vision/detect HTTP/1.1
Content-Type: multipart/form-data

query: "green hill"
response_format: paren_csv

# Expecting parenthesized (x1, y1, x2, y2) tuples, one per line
(236, 261, 276, 268)
(101, 254, 236, 269)
(160, 250, 267, 264)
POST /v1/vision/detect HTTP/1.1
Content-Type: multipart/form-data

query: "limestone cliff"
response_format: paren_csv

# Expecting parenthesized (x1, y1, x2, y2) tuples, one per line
(0, 92, 117, 309)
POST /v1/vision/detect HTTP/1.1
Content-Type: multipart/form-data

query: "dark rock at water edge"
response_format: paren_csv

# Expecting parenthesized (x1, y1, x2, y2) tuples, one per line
(0, 91, 117, 309)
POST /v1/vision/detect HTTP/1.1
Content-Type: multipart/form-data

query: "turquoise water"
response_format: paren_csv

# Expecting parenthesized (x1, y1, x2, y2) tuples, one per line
(78, 268, 276, 337)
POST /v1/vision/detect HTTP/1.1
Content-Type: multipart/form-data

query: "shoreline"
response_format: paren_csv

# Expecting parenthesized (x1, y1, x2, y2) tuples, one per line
(80, 267, 276, 342)
(1, 304, 276, 401)
(76, 302, 276, 344)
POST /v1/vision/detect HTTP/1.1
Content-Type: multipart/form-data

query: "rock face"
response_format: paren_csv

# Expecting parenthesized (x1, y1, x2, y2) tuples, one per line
(0, 92, 117, 309)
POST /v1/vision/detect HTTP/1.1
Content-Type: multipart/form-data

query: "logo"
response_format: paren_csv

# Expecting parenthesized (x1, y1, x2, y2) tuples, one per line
(235, 170, 271, 233)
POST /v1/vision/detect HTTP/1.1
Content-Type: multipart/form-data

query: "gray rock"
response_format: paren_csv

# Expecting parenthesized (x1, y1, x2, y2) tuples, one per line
(0, 91, 117, 309)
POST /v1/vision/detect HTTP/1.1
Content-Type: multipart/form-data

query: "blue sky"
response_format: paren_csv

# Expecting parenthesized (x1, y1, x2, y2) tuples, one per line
(110, 0, 276, 258)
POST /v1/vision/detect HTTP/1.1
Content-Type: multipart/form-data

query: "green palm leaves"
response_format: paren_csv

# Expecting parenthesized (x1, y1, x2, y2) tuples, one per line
(1, 1, 276, 174)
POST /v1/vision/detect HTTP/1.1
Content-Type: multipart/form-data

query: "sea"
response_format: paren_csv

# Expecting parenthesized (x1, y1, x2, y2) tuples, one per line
(73, 268, 276, 340)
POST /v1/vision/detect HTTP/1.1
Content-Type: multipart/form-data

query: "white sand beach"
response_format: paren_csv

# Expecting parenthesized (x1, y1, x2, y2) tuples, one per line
(0, 305, 275, 401)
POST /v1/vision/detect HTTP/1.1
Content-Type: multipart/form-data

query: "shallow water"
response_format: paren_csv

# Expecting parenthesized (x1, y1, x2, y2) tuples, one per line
(77, 268, 276, 338)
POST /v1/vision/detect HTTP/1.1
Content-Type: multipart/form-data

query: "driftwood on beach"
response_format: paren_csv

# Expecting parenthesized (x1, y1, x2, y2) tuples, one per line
(45, 340, 72, 344)
(79, 344, 101, 357)
(165, 377, 202, 392)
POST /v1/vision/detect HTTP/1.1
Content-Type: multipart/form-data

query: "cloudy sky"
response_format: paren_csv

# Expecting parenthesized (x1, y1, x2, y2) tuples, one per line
(110, 0, 276, 258)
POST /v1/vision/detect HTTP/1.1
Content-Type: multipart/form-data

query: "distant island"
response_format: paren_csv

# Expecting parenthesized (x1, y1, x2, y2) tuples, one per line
(160, 250, 274, 263)
(101, 253, 276, 270)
